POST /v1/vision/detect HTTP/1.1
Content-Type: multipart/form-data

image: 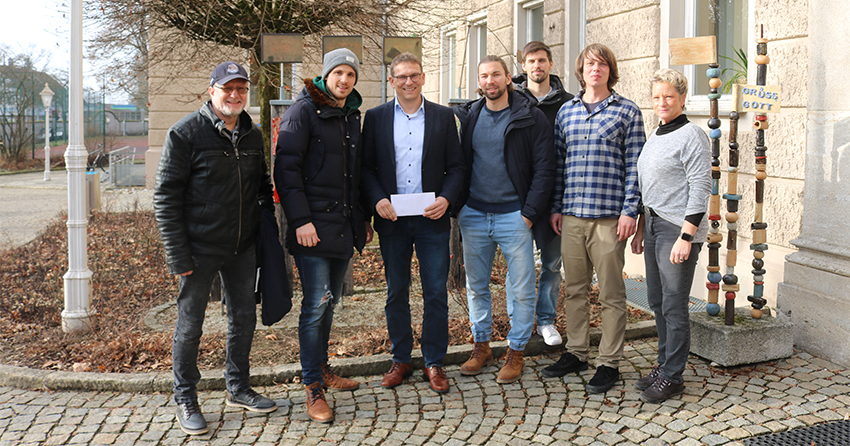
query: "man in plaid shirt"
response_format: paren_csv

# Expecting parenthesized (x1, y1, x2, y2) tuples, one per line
(542, 44, 646, 394)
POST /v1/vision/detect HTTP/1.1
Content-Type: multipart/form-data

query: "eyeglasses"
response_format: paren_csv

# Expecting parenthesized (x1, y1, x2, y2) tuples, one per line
(393, 73, 422, 83)
(214, 85, 249, 95)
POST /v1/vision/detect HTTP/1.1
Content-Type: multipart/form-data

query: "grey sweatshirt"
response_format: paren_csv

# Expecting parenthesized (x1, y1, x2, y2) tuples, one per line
(637, 122, 712, 242)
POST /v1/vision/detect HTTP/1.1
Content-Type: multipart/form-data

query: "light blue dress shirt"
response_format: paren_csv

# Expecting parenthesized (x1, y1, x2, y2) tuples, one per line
(393, 97, 426, 195)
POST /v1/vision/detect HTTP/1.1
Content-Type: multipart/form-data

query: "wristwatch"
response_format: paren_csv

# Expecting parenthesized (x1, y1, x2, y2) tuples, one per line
(680, 233, 694, 242)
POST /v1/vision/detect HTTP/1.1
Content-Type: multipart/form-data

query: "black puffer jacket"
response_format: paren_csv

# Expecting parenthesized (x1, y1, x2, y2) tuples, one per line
(154, 102, 274, 275)
(274, 78, 366, 258)
(512, 73, 574, 126)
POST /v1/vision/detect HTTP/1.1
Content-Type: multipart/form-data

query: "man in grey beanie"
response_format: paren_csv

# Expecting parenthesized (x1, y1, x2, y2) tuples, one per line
(274, 48, 370, 423)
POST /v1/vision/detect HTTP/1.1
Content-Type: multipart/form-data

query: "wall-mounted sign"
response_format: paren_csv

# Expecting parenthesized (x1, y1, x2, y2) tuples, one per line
(323, 36, 363, 61)
(732, 84, 782, 113)
(383, 36, 422, 65)
(260, 34, 303, 63)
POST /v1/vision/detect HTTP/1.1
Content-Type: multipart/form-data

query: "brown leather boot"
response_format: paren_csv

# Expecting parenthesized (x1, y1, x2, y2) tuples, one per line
(321, 363, 360, 391)
(496, 348, 524, 384)
(304, 382, 333, 423)
(460, 342, 494, 375)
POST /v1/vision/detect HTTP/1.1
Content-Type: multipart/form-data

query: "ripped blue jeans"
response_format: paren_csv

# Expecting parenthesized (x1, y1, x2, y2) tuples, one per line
(293, 254, 350, 385)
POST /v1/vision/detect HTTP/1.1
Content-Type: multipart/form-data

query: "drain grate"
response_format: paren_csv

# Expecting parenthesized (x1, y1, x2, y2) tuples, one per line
(622, 277, 706, 314)
(743, 420, 850, 446)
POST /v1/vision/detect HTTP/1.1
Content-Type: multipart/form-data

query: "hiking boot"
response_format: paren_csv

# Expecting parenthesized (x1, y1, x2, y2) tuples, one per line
(541, 352, 588, 378)
(586, 365, 620, 394)
(305, 382, 333, 423)
(175, 397, 208, 435)
(226, 388, 277, 413)
(321, 363, 360, 391)
(640, 376, 684, 403)
(496, 348, 524, 384)
(460, 342, 494, 375)
(635, 366, 661, 391)
(537, 324, 563, 346)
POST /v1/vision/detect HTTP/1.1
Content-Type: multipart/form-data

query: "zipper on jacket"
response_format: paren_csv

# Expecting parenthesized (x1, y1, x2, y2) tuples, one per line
(339, 117, 349, 218)
(233, 128, 247, 255)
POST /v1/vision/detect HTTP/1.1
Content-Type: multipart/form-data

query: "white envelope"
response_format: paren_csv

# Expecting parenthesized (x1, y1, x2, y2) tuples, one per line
(390, 192, 436, 217)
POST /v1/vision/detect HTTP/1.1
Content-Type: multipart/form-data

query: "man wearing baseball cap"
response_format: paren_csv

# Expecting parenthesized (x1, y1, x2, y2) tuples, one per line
(154, 61, 277, 435)
(275, 48, 371, 423)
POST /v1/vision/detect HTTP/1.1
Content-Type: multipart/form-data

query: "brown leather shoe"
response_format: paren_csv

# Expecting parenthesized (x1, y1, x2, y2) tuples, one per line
(321, 363, 360, 391)
(381, 362, 414, 388)
(304, 382, 333, 423)
(460, 342, 494, 375)
(496, 348, 524, 384)
(423, 366, 450, 394)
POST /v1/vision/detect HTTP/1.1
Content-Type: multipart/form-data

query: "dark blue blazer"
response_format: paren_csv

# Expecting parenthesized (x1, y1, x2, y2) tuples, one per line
(361, 98, 465, 235)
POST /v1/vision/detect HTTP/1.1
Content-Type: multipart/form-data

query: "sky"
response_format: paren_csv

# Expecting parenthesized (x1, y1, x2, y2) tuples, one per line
(2, 0, 127, 102)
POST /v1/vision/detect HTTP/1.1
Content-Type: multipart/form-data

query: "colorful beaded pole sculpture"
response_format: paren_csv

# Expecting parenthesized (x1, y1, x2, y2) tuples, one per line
(705, 62, 723, 318)
(748, 32, 770, 319)
(722, 111, 740, 325)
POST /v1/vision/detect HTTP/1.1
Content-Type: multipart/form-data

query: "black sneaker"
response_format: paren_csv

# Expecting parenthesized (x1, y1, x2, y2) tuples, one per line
(175, 398, 208, 435)
(541, 352, 589, 378)
(226, 389, 278, 413)
(639, 376, 684, 403)
(586, 365, 620, 393)
(634, 366, 661, 391)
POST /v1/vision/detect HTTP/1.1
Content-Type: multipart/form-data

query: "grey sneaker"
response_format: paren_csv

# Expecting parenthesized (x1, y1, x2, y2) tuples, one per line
(175, 398, 208, 435)
(635, 366, 661, 391)
(226, 389, 278, 413)
(639, 376, 684, 403)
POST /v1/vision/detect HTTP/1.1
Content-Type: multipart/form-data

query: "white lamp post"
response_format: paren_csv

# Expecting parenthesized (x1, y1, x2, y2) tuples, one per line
(39, 83, 54, 181)
(62, 0, 94, 332)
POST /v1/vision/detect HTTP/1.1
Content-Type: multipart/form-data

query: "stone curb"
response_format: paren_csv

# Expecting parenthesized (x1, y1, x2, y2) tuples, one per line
(0, 321, 656, 393)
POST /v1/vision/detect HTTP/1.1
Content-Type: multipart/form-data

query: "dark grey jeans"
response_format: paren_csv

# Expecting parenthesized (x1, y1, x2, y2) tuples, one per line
(643, 216, 702, 384)
(172, 245, 257, 401)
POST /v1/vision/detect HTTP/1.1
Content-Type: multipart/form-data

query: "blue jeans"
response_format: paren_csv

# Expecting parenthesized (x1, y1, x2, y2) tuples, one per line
(173, 245, 257, 401)
(294, 254, 349, 386)
(644, 216, 702, 384)
(457, 206, 537, 351)
(379, 217, 450, 367)
(506, 235, 562, 326)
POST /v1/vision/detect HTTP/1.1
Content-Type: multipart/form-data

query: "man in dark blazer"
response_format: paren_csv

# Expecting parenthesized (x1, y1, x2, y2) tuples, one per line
(361, 52, 465, 394)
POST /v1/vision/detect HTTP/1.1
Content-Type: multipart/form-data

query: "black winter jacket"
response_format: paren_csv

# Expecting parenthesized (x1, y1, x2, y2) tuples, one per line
(454, 91, 557, 248)
(274, 78, 367, 258)
(512, 73, 574, 126)
(154, 102, 274, 275)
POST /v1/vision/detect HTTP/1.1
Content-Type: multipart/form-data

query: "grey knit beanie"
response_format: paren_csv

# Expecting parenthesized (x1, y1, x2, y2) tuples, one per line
(321, 48, 360, 85)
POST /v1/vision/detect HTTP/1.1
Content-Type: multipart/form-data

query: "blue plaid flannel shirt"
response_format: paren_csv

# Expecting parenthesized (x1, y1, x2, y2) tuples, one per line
(551, 90, 646, 219)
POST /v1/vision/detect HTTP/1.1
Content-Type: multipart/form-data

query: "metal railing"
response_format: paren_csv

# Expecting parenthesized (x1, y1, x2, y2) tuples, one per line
(108, 146, 145, 187)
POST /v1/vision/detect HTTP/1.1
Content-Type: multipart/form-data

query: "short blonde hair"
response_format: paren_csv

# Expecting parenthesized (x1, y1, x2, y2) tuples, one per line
(650, 68, 688, 96)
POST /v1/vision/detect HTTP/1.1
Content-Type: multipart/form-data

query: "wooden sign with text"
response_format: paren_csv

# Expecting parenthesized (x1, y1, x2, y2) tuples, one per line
(732, 84, 782, 113)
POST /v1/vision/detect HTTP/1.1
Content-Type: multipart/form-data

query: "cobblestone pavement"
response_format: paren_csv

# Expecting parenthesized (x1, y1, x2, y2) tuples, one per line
(2, 340, 848, 446)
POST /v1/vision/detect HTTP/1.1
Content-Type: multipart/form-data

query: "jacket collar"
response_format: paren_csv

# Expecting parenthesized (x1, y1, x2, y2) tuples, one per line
(299, 77, 362, 117)
(512, 73, 571, 105)
(200, 101, 252, 138)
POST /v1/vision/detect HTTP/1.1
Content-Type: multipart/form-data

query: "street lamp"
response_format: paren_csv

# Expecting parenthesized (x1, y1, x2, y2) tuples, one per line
(40, 83, 54, 181)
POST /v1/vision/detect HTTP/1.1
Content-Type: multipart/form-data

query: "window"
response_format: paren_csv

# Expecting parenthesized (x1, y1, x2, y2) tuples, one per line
(441, 28, 458, 104)
(466, 13, 488, 99)
(516, 0, 545, 52)
(664, 0, 750, 113)
(692, 0, 749, 96)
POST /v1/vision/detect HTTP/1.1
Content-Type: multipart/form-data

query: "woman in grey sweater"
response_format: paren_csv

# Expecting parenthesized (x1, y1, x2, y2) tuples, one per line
(631, 68, 711, 403)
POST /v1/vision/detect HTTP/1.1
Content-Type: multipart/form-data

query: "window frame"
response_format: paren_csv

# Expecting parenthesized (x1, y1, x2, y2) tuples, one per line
(661, 0, 754, 115)
(466, 11, 488, 100)
(441, 25, 459, 105)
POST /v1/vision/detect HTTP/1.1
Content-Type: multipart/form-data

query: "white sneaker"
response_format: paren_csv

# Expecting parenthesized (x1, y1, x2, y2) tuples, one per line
(537, 324, 563, 346)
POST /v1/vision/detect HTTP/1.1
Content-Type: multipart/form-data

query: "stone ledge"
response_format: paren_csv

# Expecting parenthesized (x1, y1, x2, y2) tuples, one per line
(0, 320, 657, 393)
(690, 307, 793, 367)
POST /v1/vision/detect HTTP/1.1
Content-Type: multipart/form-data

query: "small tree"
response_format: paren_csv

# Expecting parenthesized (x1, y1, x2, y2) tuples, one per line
(0, 46, 66, 166)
